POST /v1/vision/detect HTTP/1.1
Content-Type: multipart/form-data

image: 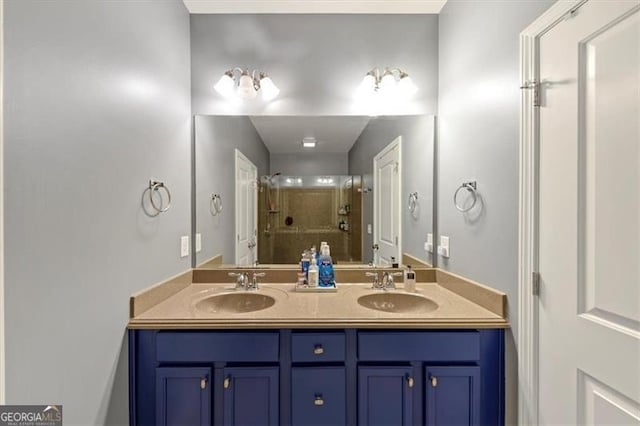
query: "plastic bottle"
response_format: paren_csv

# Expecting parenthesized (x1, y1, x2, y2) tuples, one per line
(301, 253, 310, 279)
(404, 265, 416, 293)
(308, 257, 319, 287)
(318, 245, 335, 287)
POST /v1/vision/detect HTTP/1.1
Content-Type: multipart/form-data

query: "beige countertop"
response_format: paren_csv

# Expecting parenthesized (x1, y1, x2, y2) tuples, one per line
(128, 279, 509, 329)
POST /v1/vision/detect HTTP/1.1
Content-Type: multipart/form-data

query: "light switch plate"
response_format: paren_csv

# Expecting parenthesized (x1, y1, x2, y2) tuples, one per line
(180, 235, 190, 258)
(367, 224, 372, 234)
(425, 233, 434, 253)
(195, 233, 202, 253)
(438, 235, 450, 258)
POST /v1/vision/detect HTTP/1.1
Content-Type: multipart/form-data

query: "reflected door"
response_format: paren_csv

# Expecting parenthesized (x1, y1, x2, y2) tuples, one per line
(235, 149, 258, 265)
(538, 2, 640, 424)
(373, 137, 401, 265)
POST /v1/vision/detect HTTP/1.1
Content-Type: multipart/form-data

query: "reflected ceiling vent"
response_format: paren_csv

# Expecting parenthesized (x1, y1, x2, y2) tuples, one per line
(302, 137, 317, 148)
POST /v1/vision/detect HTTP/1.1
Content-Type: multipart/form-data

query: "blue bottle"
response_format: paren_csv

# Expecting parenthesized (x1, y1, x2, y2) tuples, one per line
(318, 245, 335, 287)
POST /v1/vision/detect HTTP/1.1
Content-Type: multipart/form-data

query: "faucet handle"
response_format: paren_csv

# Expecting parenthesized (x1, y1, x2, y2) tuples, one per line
(365, 272, 380, 288)
(228, 272, 248, 288)
(389, 271, 403, 277)
(249, 272, 266, 290)
(253, 272, 266, 278)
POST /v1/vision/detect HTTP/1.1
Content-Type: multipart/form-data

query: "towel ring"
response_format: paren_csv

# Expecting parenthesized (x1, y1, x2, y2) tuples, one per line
(149, 180, 171, 214)
(408, 192, 418, 213)
(453, 181, 477, 212)
(211, 194, 223, 215)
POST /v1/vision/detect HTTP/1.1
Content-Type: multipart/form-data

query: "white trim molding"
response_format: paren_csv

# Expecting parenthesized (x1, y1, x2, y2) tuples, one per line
(518, 1, 588, 424)
(183, 0, 448, 14)
(0, 0, 5, 405)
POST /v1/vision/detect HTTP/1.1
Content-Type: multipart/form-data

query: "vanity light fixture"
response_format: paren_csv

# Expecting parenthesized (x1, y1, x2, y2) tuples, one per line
(302, 137, 317, 148)
(358, 68, 418, 97)
(214, 68, 280, 101)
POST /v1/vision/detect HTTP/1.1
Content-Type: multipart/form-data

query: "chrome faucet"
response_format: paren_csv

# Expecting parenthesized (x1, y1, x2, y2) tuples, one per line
(381, 272, 403, 291)
(248, 272, 266, 290)
(228, 272, 249, 290)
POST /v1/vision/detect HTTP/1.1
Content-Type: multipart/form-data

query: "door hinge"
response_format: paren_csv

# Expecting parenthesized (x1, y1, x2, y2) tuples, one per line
(395, 236, 399, 246)
(520, 80, 540, 107)
(532, 271, 541, 296)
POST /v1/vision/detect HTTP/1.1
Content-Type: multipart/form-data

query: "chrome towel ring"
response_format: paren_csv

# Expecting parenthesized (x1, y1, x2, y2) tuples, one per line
(453, 181, 477, 212)
(408, 192, 418, 213)
(211, 194, 223, 215)
(148, 180, 172, 214)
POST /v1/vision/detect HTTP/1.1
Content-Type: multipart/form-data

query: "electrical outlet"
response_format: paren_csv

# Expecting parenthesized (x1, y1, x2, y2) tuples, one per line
(437, 235, 450, 258)
(180, 235, 189, 258)
(195, 233, 202, 253)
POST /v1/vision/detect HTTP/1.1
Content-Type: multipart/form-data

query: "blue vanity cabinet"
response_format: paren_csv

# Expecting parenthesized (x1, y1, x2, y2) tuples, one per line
(222, 367, 279, 426)
(129, 328, 504, 426)
(358, 366, 414, 426)
(425, 366, 481, 426)
(155, 367, 212, 426)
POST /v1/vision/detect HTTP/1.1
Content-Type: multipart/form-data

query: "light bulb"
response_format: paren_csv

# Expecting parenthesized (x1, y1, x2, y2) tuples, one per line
(398, 73, 418, 96)
(259, 75, 280, 101)
(358, 73, 377, 94)
(214, 72, 235, 98)
(379, 71, 396, 95)
(237, 72, 257, 99)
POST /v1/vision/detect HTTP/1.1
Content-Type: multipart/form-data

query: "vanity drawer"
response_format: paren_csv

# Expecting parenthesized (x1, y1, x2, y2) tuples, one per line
(358, 331, 480, 361)
(291, 367, 346, 426)
(156, 331, 279, 362)
(291, 332, 346, 362)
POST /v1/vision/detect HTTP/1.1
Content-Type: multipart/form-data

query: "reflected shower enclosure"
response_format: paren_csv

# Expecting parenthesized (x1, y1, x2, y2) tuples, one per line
(258, 175, 363, 264)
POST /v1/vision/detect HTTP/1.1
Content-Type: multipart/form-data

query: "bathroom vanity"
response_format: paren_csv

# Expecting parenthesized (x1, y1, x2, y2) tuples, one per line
(128, 268, 508, 426)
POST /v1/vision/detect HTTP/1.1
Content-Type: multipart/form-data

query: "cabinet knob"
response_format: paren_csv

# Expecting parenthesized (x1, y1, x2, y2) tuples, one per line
(313, 345, 324, 355)
(200, 377, 207, 390)
(224, 376, 231, 389)
(430, 376, 438, 387)
(314, 395, 325, 406)
(406, 376, 414, 388)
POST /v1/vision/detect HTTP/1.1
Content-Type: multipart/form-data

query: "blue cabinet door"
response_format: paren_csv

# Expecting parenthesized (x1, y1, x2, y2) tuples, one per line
(292, 367, 346, 426)
(155, 367, 212, 426)
(425, 366, 480, 426)
(358, 366, 414, 426)
(223, 367, 279, 426)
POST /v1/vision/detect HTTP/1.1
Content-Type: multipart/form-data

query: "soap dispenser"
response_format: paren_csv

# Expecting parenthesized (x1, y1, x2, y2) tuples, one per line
(404, 265, 416, 293)
(308, 257, 319, 287)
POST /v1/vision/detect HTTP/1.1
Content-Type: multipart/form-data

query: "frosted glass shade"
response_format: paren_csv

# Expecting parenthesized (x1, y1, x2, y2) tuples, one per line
(237, 74, 257, 99)
(214, 74, 235, 98)
(399, 75, 418, 96)
(260, 76, 280, 101)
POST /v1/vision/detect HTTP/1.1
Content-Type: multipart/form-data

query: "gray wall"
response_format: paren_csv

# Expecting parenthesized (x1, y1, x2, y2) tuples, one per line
(3, 1, 191, 424)
(437, 0, 554, 422)
(195, 116, 270, 265)
(270, 153, 348, 176)
(349, 115, 435, 264)
(191, 14, 439, 116)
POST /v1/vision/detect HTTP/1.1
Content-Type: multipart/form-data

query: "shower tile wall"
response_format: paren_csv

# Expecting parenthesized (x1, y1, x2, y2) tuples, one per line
(258, 184, 362, 264)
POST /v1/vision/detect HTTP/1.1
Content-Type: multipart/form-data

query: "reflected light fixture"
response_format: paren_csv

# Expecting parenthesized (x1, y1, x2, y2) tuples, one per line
(214, 68, 280, 101)
(358, 68, 418, 97)
(302, 137, 317, 148)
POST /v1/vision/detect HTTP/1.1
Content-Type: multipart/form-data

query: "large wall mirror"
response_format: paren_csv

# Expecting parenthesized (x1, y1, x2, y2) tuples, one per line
(193, 115, 436, 268)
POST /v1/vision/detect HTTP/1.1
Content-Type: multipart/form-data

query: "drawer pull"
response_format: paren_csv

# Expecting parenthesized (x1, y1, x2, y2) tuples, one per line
(313, 345, 324, 355)
(200, 377, 207, 390)
(314, 395, 325, 406)
(430, 376, 438, 387)
(406, 376, 414, 388)
(224, 376, 231, 389)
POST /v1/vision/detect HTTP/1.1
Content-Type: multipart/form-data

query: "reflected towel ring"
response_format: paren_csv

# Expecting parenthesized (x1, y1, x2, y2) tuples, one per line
(408, 192, 418, 213)
(453, 181, 477, 212)
(149, 180, 172, 214)
(211, 194, 223, 215)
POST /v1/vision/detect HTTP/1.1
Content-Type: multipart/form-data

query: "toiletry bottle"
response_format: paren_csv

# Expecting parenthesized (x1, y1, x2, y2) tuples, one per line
(301, 253, 310, 279)
(318, 245, 335, 287)
(405, 265, 416, 293)
(391, 256, 399, 268)
(308, 257, 319, 287)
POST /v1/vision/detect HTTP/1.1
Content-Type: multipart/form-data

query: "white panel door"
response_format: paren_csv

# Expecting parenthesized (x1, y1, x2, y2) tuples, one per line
(235, 149, 258, 265)
(373, 137, 401, 265)
(538, 1, 640, 425)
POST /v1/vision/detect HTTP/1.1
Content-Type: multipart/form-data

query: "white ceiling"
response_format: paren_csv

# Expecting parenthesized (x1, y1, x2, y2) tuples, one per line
(183, 0, 447, 14)
(249, 116, 371, 154)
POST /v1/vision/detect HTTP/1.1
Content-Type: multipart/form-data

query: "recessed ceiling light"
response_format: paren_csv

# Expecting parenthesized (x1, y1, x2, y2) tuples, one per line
(302, 137, 317, 148)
